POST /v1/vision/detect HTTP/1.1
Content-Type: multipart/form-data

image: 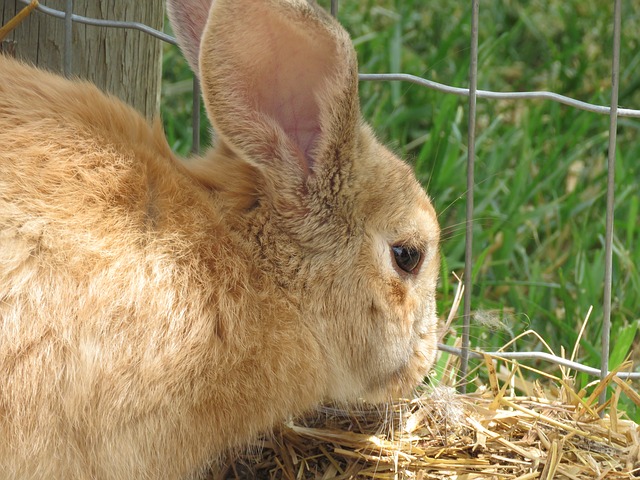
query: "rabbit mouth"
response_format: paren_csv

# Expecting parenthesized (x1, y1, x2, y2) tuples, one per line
(361, 365, 419, 404)
(361, 336, 434, 403)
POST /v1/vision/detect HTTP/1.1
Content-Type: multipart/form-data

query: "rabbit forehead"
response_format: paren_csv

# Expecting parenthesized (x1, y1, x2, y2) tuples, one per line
(289, 142, 439, 260)
(352, 146, 439, 243)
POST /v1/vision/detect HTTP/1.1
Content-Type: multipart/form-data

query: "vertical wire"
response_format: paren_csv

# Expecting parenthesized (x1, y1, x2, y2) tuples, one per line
(330, 0, 338, 17)
(192, 77, 201, 155)
(599, 0, 622, 412)
(459, 0, 480, 394)
(63, 0, 73, 77)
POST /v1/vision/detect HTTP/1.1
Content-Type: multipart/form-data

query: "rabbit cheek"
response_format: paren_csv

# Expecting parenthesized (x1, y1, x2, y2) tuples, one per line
(386, 277, 417, 336)
(367, 286, 437, 400)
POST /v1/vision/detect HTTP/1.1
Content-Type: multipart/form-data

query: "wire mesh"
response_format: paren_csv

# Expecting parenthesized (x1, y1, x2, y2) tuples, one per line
(600, 0, 623, 409)
(63, 0, 72, 76)
(11, 0, 640, 390)
(459, 0, 479, 395)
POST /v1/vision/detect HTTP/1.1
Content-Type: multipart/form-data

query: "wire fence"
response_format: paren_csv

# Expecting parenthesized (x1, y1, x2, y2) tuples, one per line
(9, 0, 640, 395)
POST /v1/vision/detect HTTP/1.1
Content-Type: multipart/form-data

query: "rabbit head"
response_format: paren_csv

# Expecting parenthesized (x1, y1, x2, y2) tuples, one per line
(168, 0, 441, 403)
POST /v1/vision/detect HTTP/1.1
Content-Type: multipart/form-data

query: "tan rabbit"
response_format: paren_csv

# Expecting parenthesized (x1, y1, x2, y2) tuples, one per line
(0, 0, 440, 478)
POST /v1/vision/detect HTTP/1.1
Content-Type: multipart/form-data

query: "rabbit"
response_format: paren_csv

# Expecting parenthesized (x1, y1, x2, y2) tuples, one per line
(0, 0, 440, 478)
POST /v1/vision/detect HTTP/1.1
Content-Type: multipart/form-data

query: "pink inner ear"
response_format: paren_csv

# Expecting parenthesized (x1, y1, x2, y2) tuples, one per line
(259, 83, 322, 167)
(257, 62, 324, 166)
(247, 13, 336, 170)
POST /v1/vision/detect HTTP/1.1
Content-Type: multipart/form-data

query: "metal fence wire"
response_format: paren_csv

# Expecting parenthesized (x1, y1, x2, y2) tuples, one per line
(12, 0, 640, 401)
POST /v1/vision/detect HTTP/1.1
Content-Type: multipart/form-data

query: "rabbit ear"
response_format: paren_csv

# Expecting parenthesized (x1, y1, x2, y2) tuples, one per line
(166, 0, 215, 72)
(199, 0, 360, 176)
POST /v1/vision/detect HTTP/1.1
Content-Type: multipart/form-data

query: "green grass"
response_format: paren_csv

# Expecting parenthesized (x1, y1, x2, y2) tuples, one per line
(161, 0, 640, 419)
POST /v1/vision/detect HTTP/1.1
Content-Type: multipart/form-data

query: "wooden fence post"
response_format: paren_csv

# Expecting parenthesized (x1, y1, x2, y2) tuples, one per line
(0, 0, 164, 119)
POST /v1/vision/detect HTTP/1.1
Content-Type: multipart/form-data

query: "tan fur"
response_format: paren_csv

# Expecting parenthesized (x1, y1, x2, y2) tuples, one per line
(0, 0, 440, 478)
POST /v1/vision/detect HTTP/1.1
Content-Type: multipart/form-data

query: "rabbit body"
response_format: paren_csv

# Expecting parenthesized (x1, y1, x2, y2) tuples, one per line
(0, 56, 324, 479)
(0, 0, 440, 479)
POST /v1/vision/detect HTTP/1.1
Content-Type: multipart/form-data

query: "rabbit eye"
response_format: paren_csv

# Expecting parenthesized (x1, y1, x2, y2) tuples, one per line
(391, 245, 423, 275)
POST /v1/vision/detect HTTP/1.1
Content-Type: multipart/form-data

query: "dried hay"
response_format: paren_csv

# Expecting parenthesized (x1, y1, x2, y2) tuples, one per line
(211, 280, 640, 478)
(212, 357, 640, 479)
